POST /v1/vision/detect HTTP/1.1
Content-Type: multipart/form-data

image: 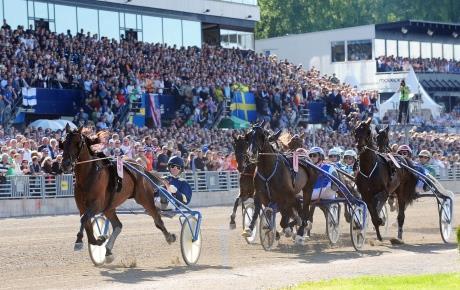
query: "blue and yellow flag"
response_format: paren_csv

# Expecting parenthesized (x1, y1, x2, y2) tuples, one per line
(230, 91, 257, 122)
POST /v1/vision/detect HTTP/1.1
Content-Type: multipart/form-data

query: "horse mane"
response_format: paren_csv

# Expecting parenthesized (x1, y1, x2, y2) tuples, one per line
(277, 131, 292, 149)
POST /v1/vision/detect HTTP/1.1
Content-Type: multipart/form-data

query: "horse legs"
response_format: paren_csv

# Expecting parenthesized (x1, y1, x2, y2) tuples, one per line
(396, 196, 406, 241)
(104, 210, 123, 263)
(242, 195, 261, 237)
(147, 207, 176, 244)
(74, 207, 97, 250)
(229, 196, 240, 230)
(296, 186, 313, 245)
(367, 197, 383, 241)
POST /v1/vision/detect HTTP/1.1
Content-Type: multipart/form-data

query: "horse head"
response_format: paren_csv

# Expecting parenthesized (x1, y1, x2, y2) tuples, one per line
(353, 118, 373, 150)
(288, 132, 306, 151)
(232, 132, 251, 172)
(376, 125, 390, 152)
(61, 124, 86, 173)
(248, 120, 274, 158)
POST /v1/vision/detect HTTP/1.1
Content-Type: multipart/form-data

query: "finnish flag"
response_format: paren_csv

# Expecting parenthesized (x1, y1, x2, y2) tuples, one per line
(22, 87, 37, 106)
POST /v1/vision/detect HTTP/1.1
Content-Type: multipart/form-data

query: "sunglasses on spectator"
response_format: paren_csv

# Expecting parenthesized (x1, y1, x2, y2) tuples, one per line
(309, 153, 319, 158)
(400, 151, 409, 156)
(169, 165, 182, 170)
(328, 155, 338, 159)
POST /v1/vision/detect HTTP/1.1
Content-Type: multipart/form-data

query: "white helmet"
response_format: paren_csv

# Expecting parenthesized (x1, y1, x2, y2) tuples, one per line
(328, 148, 341, 156)
(309, 147, 325, 157)
(344, 149, 357, 159)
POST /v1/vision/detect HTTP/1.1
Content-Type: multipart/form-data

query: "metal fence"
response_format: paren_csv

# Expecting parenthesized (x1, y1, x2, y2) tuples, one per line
(0, 167, 458, 200)
(0, 171, 240, 200)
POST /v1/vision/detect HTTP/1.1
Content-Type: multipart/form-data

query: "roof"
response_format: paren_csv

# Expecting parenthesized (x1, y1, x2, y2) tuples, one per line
(376, 20, 460, 36)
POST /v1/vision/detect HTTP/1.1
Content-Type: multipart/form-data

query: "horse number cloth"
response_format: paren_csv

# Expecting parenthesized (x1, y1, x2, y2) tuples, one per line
(116, 157, 123, 179)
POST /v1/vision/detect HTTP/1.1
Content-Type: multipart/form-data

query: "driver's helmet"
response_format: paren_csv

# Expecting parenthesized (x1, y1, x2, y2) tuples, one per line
(168, 156, 185, 169)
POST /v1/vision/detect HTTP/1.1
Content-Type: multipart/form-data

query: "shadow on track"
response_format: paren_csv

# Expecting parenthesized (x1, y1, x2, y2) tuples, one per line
(100, 264, 232, 284)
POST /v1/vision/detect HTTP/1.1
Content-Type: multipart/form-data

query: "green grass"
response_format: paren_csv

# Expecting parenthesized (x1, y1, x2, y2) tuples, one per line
(288, 273, 460, 290)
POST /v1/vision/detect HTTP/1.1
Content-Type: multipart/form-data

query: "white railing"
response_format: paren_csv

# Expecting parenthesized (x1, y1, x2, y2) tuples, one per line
(0, 171, 240, 199)
(0, 167, 458, 200)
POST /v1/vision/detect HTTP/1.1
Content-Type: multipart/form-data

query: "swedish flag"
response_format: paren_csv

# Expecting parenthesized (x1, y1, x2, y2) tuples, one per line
(230, 91, 257, 122)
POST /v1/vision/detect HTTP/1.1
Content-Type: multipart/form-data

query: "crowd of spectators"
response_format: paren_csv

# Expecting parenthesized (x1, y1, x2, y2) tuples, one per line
(376, 55, 460, 73)
(0, 20, 381, 133)
(0, 20, 457, 183)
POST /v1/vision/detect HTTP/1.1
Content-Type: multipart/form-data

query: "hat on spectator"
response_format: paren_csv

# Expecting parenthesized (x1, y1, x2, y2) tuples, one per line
(418, 150, 432, 159)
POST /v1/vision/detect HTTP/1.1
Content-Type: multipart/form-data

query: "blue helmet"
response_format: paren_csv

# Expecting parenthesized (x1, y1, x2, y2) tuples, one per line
(168, 156, 185, 169)
(310, 147, 325, 157)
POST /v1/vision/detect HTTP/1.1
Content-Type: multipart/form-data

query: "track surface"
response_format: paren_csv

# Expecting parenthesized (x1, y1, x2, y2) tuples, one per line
(0, 198, 459, 290)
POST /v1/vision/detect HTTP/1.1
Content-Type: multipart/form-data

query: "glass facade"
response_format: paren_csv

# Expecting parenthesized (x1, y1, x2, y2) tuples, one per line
(455, 45, 460, 61)
(220, 29, 254, 50)
(432, 43, 443, 58)
(0, 0, 221, 49)
(421, 42, 432, 58)
(374, 39, 385, 57)
(331, 41, 345, 62)
(443, 44, 453, 60)
(397, 40, 409, 58)
(386, 40, 397, 56)
(409, 41, 420, 58)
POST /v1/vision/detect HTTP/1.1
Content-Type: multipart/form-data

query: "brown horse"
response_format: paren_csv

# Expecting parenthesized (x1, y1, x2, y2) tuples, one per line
(61, 125, 175, 262)
(247, 123, 318, 244)
(229, 132, 257, 229)
(354, 119, 417, 241)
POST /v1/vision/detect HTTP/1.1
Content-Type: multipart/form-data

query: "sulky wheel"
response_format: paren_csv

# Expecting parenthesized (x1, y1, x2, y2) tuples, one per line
(439, 197, 453, 243)
(259, 207, 276, 251)
(180, 216, 202, 265)
(326, 204, 341, 245)
(242, 202, 258, 244)
(88, 216, 111, 267)
(350, 205, 366, 251)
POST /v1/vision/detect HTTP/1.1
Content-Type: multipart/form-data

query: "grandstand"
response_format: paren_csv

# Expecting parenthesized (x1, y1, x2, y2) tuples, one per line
(256, 20, 460, 116)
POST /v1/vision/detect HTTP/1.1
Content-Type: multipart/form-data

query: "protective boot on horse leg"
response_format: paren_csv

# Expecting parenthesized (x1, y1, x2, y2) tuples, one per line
(242, 195, 261, 237)
(103, 210, 123, 263)
(229, 196, 241, 229)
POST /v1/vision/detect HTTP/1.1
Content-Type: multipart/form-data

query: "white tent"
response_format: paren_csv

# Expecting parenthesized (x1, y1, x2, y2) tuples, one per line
(29, 119, 77, 131)
(378, 67, 442, 119)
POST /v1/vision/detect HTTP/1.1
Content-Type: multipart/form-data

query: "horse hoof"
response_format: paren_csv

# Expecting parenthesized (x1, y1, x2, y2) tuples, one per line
(166, 233, 176, 244)
(390, 238, 404, 245)
(229, 222, 236, 230)
(96, 236, 107, 246)
(283, 228, 293, 238)
(105, 253, 115, 264)
(74, 242, 83, 251)
(241, 229, 253, 237)
(294, 235, 305, 246)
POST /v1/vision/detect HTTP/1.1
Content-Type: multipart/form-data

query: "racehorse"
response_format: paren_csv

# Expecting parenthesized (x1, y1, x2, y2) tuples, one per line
(61, 125, 176, 262)
(376, 125, 391, 153)
(353, 119, 417, 241)
(229, 132, 257, 229)
(247, 122, 318, 244)
(230, 130, 301, 230)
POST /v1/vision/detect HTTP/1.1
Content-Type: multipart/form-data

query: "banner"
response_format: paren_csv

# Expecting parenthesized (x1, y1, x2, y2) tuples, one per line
(148, 93, 161, 128)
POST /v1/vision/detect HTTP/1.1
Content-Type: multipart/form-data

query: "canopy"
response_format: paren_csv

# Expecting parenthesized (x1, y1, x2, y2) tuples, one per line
(378, 67, 442, 119)
(218, 116, 251, 129)
(29, 119, 77, 131)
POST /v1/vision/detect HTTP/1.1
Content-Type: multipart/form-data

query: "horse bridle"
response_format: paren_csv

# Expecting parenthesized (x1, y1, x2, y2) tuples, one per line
(65, 131, 87, 172)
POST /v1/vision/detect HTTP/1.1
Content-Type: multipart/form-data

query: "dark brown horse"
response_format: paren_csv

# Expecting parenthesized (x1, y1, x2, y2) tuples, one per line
(247, 123, 318, 244)
(229, 132, 257, 229)
(61, 125, 175, 262)
(354, 119, 417, 241)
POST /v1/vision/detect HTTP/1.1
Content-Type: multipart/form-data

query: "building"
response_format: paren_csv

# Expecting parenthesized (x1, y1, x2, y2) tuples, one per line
(1, 0, 259, 50)
(256, 20, 460, 111)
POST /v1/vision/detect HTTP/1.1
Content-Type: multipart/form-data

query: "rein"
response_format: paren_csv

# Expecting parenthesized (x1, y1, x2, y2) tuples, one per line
(357, 145, 378, 179)
(255, 153, 279, 200)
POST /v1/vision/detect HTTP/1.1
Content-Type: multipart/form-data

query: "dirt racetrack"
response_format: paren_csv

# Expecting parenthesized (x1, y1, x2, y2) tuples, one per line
(0, 197, 459, 290)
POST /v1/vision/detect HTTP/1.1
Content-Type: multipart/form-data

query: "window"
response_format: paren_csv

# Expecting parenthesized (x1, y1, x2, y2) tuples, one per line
(432, 43, 442, 58)
(34, 1, 49, 19)
(386, 40, 397, 57)
(374, 39, 385, 57)
(55, 4, 77, 35)
(409, 41, 420, 58)
(142, 16, 162, 44)
(347, 39, 372, 61)
(443, 44, 453, 60)
(125, 13, 137, 29)
(454, 45, 460, 61)
(331, 41, 345, 62)
(397, 40, 409, 58)
(99, 10, 119, 40)
(77, 7, 98, 36)
(4, 0, 28, 29)
(421, 42, 431, 58)
(182, 20, 201, 47)
(163, 18, 182, 47)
